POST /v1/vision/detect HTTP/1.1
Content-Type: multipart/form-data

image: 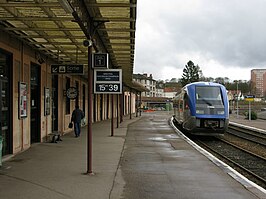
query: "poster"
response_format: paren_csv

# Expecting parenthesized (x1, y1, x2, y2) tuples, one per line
(19, 82, 27, 119)
(44, 87, 50, 116)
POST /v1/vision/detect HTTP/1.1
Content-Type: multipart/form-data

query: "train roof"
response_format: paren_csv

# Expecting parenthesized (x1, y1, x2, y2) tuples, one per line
(175, 82, 226, 97)
(185, 82, 224, 88)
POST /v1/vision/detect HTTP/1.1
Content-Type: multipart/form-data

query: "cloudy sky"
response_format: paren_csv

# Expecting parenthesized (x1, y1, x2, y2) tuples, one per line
(134, 0, 266, 82)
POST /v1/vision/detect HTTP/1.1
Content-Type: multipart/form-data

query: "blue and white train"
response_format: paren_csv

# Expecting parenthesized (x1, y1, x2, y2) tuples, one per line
(173, 82, 229, 135)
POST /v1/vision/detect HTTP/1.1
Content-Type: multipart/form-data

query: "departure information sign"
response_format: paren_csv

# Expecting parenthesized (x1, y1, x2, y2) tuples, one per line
(94, 69, 122, 94)
(95, 83, 121, 93)
(96, 71, 120, 81)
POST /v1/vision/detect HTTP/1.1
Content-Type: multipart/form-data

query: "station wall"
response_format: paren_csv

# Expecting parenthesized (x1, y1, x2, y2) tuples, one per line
(0, 29, 137, 156)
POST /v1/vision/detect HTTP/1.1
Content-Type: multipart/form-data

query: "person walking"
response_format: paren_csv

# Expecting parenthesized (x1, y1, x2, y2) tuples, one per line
(71, 105, 84, 137)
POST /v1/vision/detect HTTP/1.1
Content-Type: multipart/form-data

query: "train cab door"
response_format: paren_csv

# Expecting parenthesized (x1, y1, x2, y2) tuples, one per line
(178, 99, 184, 122)
(184, 93, 190, 120)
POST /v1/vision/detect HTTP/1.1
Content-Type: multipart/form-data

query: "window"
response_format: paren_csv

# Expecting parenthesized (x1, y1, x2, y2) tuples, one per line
(196, 86, 222, 100)
(196, 86, 223, 106)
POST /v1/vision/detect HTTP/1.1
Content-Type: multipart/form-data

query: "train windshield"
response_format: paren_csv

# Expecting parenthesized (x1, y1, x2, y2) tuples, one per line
(195, 86, 223, 105)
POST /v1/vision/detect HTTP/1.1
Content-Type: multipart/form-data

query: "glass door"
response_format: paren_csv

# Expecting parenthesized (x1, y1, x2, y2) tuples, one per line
(0, 49, 12, 156)
(0, 78, 11, 155)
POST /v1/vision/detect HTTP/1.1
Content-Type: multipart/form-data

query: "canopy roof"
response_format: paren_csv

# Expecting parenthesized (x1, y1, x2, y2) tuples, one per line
(0, 0, 137, 86)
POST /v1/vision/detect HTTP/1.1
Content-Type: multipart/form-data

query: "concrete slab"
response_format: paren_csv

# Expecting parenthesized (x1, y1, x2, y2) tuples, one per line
(111, 112, 266, 199)
(1, 112, 265, 199)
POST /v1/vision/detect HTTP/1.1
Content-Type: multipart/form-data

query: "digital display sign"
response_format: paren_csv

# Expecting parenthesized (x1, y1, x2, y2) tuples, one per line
(94, 69, 122, 94)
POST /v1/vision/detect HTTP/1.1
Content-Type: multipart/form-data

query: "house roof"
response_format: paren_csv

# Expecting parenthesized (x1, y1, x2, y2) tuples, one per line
(164, 87, 180, 93)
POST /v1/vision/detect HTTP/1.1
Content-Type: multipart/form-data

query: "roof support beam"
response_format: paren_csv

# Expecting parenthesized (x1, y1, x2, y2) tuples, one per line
(0, 17, 74, 21)
(4, 27, 81, 31)
(87, 3, 136, 8)
(0, 3, 60, 7)
(0, 2, 136, 8)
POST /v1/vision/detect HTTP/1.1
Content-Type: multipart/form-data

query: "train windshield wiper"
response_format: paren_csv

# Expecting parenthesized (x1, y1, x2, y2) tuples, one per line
(199, 98, 212, 106)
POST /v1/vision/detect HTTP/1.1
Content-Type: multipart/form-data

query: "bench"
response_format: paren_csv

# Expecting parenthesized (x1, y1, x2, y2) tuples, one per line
(48, 131, 62, 143)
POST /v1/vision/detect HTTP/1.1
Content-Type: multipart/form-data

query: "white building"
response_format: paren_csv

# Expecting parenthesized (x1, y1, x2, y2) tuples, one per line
(164, 87, 180, 99)
(133, 73, 156, 97)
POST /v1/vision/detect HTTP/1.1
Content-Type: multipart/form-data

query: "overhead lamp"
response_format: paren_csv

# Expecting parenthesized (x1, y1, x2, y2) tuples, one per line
(83, 39, 92, 47)
(58, 0, 74, 14)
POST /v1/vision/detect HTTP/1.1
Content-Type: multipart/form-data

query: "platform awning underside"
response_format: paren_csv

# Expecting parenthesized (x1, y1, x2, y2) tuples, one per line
(0, 0, 137, 86)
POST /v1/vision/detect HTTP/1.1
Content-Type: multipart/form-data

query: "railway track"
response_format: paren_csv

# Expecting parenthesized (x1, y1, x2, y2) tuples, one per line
(172, 120, 266, 188)
(224, 125, 266, 158)
(227, 124, 266, 147)
(195, 136, 266, 189)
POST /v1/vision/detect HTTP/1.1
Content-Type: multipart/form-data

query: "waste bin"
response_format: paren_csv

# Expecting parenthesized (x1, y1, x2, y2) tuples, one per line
(165, 103, 170, 111)
(0, 135, 2, 166)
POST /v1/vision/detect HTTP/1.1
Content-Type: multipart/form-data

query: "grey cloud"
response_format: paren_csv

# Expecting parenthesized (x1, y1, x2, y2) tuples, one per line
(135, 0, 266, 80)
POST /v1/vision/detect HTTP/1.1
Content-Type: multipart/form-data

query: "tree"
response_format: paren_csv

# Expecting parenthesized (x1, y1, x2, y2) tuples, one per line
(180, 60, 202, 87)
(156, 80, 165, 89)
(215, 77, 226, 85)
(170, 78, 178, 82)
(222, 80, 251, 96)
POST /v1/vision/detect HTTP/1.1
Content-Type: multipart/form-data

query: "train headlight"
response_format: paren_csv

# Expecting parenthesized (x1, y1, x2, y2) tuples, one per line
(217, 110, 225, 115)
(196, 110, 204, 114)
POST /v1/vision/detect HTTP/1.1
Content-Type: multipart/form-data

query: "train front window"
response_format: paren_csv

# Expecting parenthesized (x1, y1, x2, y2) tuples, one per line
(195, 86, 223, 106)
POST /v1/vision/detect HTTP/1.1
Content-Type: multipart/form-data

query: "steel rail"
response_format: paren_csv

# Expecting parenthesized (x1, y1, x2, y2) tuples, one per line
(227, 125, 266, 147)
(197, 138, 266, 187)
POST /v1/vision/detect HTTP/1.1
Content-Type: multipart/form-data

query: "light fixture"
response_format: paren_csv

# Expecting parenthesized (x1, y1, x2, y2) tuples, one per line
(58, 0, 74, 14)
(83, 39, 92, 47)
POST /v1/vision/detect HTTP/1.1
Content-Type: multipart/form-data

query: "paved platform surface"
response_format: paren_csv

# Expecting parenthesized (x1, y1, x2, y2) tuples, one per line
(230, 112, 266, 131)
(111, 112, 266, 199)
(0, 115, 139, 199)
(0, 112, 265, 199)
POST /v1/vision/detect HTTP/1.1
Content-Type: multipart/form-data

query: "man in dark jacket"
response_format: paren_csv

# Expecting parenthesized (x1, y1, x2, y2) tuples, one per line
(71, 105, 84, 137)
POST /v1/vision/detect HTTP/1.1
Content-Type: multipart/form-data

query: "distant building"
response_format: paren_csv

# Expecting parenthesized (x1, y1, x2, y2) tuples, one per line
(155, 87, 164, 97)
(155, 81, 164, 97)
(133, 73, 182, 110)
(227, 90, 244, 101)
(133, 73, 156, 97)
(251, 69, 266, 97)
(164, 87, 180, 99)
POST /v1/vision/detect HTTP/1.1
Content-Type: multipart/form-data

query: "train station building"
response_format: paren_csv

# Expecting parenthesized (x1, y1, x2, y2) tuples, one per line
(0, 1, 143, 157)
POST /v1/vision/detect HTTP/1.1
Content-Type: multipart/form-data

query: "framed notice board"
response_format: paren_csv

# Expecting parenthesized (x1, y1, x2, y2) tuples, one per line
(44, 87, 50, 116)
(19, 82, 27, 119)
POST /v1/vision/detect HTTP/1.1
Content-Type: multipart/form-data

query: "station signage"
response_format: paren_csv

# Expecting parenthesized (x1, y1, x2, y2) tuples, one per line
(95, 83, 121, 93)
(95, 70, 120, 81)
(92, 53, 109, 69)
(94, 69, 122, 94)
(51, 64, 84, 75)
(244, 95, 255, 102)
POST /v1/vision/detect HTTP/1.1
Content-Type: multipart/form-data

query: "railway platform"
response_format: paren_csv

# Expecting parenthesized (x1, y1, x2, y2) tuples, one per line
(229, 112, 266, 132)
(0, 112, 265, 199)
